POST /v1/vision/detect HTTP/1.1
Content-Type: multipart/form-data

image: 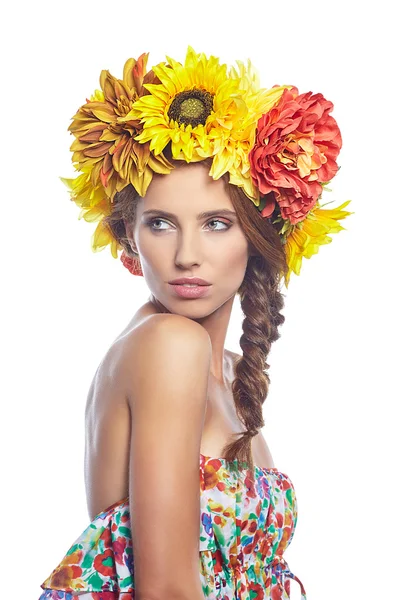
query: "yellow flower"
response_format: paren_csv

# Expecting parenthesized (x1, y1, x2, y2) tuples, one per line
(60, 169, 120, 257)
(60, 53, 175, 256)
(282, 199, 354, 287)
(124, 46, 291, 201)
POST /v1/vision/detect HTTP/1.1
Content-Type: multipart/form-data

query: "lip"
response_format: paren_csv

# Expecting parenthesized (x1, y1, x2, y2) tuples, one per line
(168, 277, 211, 285)
(168, 283, 212, 299)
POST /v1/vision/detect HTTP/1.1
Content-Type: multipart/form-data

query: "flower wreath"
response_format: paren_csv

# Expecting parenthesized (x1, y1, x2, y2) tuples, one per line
(60, 46, 353, 287)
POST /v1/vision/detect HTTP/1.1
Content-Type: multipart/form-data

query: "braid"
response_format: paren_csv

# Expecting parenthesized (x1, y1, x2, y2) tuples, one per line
(220, 259, 286, 480)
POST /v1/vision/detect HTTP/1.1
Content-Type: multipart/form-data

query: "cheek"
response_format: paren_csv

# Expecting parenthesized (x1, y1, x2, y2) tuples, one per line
(219, 238, 249, 270)
(143, 251, 167, 275)
(137, 233, 164, 265)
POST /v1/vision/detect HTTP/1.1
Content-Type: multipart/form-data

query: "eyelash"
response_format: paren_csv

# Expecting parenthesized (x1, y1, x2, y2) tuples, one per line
(145, 218, 232, 232)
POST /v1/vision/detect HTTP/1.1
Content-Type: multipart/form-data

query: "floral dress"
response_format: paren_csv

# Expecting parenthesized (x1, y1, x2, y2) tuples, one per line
(39, 453, 307, 599)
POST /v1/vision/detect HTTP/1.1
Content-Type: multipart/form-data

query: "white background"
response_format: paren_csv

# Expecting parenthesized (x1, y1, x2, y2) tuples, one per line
(1, 0, 399, 598)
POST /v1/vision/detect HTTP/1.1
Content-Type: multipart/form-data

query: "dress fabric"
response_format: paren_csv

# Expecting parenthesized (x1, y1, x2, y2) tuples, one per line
(38, 453, 307, 599)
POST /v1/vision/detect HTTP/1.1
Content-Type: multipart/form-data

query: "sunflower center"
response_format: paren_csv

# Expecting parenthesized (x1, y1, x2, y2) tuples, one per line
(168, 88, 214, 127)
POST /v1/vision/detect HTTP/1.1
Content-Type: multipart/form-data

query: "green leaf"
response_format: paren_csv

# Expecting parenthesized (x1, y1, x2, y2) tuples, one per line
(87, 572, 105, 589)
(119, 526, 132, 538)
(81, 553, 94, 569)
(67, 544, 82, 555)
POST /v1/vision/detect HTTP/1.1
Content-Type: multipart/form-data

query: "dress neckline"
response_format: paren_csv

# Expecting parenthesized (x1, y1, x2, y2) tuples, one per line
(200, 453, 289, 479)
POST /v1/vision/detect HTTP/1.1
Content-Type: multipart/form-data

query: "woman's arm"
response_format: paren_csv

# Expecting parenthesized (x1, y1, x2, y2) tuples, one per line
(125, 314, 211, 600)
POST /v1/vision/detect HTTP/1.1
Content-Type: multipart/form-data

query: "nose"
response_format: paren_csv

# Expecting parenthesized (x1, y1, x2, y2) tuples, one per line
(174, 229, 202, 270)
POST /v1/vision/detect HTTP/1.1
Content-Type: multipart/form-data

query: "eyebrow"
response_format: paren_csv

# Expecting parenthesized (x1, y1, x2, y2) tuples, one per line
(141, 208, 237, 220)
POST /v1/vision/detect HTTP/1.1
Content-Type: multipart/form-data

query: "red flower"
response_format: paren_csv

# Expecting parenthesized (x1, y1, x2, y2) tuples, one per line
(120, 250, 143, 276)
(249, 87, 342, 224)
(113, 535, 127, 565)
(93, 548, 115, 577)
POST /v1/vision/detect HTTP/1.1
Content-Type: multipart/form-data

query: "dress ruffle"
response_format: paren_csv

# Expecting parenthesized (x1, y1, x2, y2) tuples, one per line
(39, 456, 307, 599)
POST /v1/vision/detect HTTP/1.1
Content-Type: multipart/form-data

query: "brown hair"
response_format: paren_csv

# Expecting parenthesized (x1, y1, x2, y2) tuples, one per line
(103, 157, 288, 478)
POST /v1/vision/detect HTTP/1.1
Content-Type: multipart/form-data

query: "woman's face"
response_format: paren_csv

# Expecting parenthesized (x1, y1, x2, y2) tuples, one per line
(126, 162, 251, 317)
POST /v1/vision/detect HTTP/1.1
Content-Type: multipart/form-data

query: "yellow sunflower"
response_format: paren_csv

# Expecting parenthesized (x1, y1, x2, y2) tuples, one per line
(282, 200, 354, 287)
(123, 46, 291, 201)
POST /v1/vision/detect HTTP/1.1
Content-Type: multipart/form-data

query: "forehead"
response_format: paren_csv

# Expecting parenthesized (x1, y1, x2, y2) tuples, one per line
(140, 162, 233, 213)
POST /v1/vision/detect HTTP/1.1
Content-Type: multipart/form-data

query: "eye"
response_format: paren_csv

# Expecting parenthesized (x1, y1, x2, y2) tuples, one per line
(206, 219, 231, 231)
(146, 218, 169, 231)
(145, 218, 231, 232)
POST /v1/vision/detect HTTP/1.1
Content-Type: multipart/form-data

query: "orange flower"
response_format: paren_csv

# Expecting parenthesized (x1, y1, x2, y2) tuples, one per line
(249, 87, 342, 224)
(120, 250, 143, 276)
(61, 54, 176, 257)
(66, 53, 173, 202)
(62, 53, 172, 233)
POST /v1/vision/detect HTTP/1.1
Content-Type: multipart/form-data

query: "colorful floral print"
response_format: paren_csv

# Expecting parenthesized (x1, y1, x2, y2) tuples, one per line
(39, 454, 307, 599)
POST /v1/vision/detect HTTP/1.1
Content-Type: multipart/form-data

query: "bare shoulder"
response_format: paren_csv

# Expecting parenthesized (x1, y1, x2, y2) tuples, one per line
(87, 314, 212, 408)
(126, 313, 211, 370)
(132, 312, 211, 345)
(122, 314, 212, 404)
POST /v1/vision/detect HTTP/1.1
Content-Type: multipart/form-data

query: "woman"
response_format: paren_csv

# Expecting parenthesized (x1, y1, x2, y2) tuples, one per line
(39, 47, 352, 599)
